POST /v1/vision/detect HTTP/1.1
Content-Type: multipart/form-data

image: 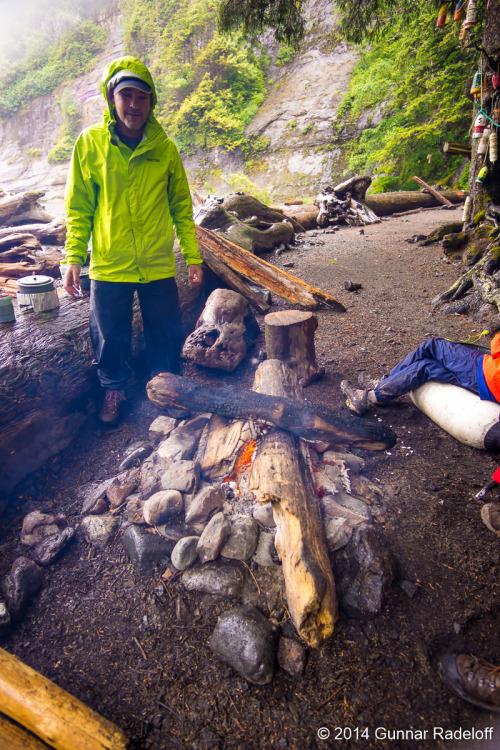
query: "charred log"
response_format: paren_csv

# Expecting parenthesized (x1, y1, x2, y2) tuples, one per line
(147, 372, 397, 450)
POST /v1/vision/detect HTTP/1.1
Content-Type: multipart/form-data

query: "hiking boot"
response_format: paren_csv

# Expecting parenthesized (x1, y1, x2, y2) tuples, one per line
(481, 502, 500, 536)
(98, 389, 126, 425)
(438, 653, 500, 712)
(340, 380, 368, 415)
(358, 372, 383, 390)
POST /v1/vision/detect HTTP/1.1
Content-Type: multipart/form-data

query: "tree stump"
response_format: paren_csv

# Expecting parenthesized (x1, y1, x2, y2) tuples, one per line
(264, 310, 324, 386)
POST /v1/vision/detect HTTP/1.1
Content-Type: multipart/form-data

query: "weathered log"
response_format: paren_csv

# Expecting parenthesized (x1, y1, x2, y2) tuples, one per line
(249, 360, 338, 647)
(0, 233, 42, 254)
(0, 191, 52, 226)
(412, 176, 453, 206)
(264, 310, 324, 386)
(0, 647, 128, 750)
(0, 713, 51, 750)
(195, 198, 295, 254)
(147, 373, 397, 450)
(0, 261, 44, 277)
(334, 174, 372, 202)
(443, 142, 472, 157)
(182, 289, 260, 371)
(0, 295, 96, 497)
(221, 193, 305, 233)
(314, 187, 380, 227)
(278, 203, 318, 230)
(0, 218, 66, 245)
(365, 190, 466, 217)
(194, 245, 270, 314)
(195, 225, 345, 312)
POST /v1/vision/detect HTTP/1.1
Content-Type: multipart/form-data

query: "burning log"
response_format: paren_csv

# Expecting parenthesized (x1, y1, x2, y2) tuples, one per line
(264, 310, 324, 386)
(195, 225, 345, 312)
(147, 373, 397, 451)
(0, 647, 128, 750)
(249, 360, 338, 647)
(182, 289, 260, 372)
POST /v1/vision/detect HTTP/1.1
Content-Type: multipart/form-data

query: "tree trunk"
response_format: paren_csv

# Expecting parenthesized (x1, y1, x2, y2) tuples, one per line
(248, 359, 338, 647)
(264, 310, 324, 386)
(147, 372, 397, 450)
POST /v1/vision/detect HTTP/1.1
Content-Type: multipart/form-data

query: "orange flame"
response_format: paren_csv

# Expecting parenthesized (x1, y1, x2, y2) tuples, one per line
(224, 440, 257, 485)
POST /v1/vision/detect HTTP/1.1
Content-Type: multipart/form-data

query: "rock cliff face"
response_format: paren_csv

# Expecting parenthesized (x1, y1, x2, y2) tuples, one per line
(0, 0, 359, 208)
(0, 12, 124, 215)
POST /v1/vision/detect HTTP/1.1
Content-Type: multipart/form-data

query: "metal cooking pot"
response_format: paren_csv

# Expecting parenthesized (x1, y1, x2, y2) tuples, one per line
(17, 274, 55, 295)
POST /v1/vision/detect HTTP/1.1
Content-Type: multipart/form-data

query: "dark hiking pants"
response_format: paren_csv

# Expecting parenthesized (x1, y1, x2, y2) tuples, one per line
(90, 278, 183, 390)
(374, 337, 483, 404)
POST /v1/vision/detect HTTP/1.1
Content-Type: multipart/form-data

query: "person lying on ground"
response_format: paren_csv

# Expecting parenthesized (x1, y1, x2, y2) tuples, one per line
(340, 334, 500, 416)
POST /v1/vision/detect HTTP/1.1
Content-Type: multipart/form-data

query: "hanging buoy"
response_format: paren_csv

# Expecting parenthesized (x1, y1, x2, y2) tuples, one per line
(473, 113, 487, 138)
(493, 73, 500, 90)
(470, 70, 481, 95)
(462, 0, 477, 34)
(478, 127, 491, 155)
(437, 4, 448, 26)
(454, 0, 465, 21)
(490, 129, 498, 163)
(462, 196, 471, 222)
(476, 165, 488, 183)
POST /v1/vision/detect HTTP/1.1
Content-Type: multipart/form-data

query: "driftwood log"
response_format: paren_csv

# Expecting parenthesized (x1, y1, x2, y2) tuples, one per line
(194, 196, 295, 254)
(264, 310, 324, 386)
(0, 191, 54, 226)
(0, 647, 128, 750)
(182, 288, 260, 371)
(249, 360, 338, 647)
(365, 190, 466, 217)
(196, 225, 346, 312)
(146, 373, 397, 450)
(0, 219, 66, 245)
(0, 296, 96, 502)
(0, 712, 51, 750)
(314, 186, 380, 228)
(413, 176, 453, 206)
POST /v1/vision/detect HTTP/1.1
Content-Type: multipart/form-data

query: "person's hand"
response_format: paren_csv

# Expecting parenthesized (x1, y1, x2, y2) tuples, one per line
(63, 264, 82, 297)
(188, 264, 203, 286)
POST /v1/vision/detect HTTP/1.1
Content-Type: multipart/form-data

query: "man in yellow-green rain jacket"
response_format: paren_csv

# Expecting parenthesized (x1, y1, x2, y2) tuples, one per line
(64, 56, 203, 424)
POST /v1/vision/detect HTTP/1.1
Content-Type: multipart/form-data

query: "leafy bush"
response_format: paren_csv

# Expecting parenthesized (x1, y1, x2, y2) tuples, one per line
(48, 90, 83, 164)
(340, 8, 474, 191)
(0, 20, 107, 118)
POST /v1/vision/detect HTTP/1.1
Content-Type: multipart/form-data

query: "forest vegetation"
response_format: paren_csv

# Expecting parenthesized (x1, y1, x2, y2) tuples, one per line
(0, 0, 487, 192)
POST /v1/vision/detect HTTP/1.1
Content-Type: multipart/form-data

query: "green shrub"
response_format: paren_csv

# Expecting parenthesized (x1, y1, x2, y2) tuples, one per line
(48, 90, 82, 164)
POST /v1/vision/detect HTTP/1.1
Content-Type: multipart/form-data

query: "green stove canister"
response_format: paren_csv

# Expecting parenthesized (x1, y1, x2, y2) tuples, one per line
(0, 293, 15, 323)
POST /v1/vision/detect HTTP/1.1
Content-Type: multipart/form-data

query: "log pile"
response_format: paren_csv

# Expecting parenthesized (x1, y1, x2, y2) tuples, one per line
(0, 190, 65, 280)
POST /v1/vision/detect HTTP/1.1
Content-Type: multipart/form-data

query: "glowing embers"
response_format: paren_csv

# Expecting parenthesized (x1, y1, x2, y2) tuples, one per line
(223, 439, 257, 496)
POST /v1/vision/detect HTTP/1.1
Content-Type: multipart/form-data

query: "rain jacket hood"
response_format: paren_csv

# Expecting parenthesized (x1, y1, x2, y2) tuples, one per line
(100, 56, 158, 114)
(64, 57, 201, 284)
